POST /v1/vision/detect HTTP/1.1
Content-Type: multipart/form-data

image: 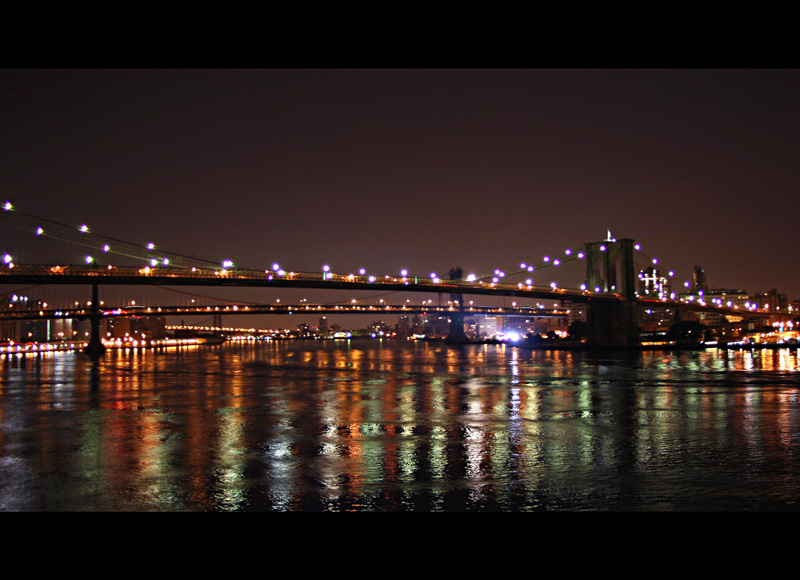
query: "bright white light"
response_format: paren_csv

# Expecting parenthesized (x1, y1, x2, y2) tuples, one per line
(553, 259, 560, 266)
(492, 277, 499, 283)
(368, 275, 376, 283)
(600, 245, 606, 252)
(85, 255, 93, 264)
(223, 260, 233, 268)
(543, 256, 550, 262)
(430, 272, 437, 279)
(36, 227, 44, 236)
(163, 258, 169, 266)
(3, 254, 12, 263)
(359, 268, 366, 275)
(580, 284, 587, 290)
(565, 249, 571, 255)
(506, 331, 521, 342)
(578, 252, 584, 259)
(528, 266, 534, 272)
(525, 278, 533, 285)
(635, 244, 641, 250)
(400, 269, 408, 277)
(520, 262, 527, 269)
(3, 202, 11, 211)
(272, 263, 280, 271)
(103, 244, 110, 252)
(322, 265, 330, 272)
(147, 242, 155, 250)
(150, 258, 157, 267)
(550, 282, 557, 289)
(653, 258, 658, 264)
(466, 274, 476, 282)
(80, 224, 89, 233)
(668, 270, 674, 277)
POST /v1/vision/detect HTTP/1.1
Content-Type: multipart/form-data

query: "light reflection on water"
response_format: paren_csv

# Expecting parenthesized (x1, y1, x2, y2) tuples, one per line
(0, 340, 799, 511)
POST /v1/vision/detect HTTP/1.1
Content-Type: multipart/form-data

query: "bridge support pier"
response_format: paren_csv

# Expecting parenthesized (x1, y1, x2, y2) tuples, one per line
(84, 283, 106, 356)
(586, 299, 639, 348)
(444, 267, 470, 344)
(445, 310, 469, 344)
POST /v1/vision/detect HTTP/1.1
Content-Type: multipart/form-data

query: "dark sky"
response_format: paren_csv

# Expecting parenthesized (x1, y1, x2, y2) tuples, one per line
(2, 68, 799, 305)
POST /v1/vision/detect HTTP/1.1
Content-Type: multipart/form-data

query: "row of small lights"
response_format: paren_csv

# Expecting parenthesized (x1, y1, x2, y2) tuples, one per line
(4, 201, 700, 301)
(0, 338, 209, 355)
(0, 341, 83, 354)
(315, 241, 655, 293)
(2, 201, 614, 288)
(501, 240, 651, 292)
(3, 201, 198, 269)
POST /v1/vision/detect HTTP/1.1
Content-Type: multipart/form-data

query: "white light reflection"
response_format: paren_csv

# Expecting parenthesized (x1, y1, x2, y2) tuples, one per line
(214, 410, 247, 511)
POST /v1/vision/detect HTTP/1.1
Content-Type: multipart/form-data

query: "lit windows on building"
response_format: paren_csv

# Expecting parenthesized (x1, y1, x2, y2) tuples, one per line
(638, 267, 670, 299)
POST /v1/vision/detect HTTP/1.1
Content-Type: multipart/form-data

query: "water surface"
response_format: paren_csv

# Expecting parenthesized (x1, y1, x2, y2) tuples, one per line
(1, 340, 799, 511)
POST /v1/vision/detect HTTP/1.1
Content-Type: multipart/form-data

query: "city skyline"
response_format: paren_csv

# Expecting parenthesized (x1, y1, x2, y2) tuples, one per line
(2, 68, 798, 304)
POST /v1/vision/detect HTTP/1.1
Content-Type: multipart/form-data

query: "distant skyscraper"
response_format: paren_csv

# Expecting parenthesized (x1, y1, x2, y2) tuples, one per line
(692, 265, 707, 293)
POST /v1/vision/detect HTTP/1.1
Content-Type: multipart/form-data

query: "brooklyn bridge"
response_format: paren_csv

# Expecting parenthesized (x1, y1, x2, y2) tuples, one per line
(0, 202, 787, 354)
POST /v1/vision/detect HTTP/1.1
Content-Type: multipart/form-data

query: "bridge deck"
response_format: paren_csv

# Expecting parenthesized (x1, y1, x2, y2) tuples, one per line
(0, 265, 774, 321)
(0, 264, 618, 302)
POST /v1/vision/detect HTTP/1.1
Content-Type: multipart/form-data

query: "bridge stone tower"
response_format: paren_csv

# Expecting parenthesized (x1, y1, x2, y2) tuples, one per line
(444, 267, 469, 344)
(584, 237, 639, 348)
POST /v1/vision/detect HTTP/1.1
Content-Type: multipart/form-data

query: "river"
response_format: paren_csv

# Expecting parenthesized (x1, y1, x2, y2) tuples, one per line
(1, 339, 799, 511)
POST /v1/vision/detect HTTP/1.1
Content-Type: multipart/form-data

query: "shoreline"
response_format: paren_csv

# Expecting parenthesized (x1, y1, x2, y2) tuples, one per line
(1, 336, 797, 356)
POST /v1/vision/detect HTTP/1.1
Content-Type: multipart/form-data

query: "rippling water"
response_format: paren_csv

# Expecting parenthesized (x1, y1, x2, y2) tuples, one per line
(1, 340, 799, 511)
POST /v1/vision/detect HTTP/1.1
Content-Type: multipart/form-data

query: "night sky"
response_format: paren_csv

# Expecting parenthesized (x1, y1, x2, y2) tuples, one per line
(2, 68, 799, 309)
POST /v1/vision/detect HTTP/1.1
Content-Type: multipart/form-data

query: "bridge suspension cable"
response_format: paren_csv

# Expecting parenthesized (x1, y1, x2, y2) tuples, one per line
(2, 201, 228, 270)
(4, 200, 686, 302)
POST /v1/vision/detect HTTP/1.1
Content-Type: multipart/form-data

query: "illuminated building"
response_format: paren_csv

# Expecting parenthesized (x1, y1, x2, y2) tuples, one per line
(751, 289, 788, 312)
(696, 289, 749, 325)
(105, 315, 166, 341)
(395, 316, 411, 337)
(692, 265, 707, 293)
(477, 316, 499, 337)
(0, 295, 51, 342)
(638, 266, 670, 299)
